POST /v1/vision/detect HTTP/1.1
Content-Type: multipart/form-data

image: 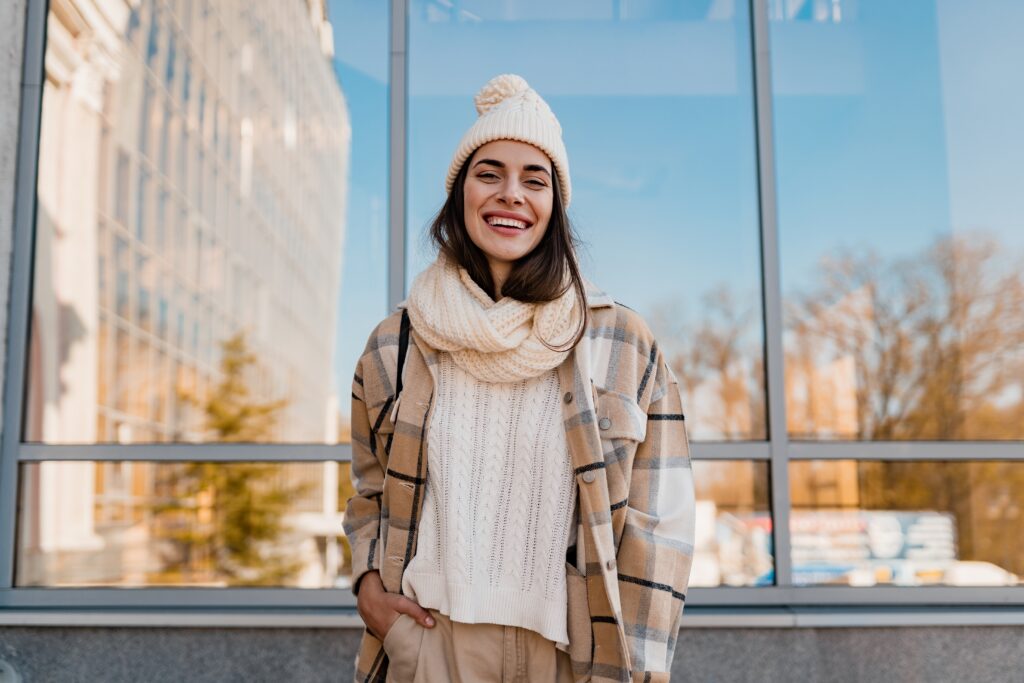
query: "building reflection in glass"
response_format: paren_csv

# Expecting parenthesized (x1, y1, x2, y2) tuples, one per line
(690, 460, 773, 587)
(790, 460, 1022, 587)
(17, 461, 355, 588)
(27, 0, 351, 445)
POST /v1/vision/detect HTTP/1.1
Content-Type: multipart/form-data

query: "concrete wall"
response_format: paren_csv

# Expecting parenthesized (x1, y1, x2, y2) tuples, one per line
(1, 625, 1023, 682)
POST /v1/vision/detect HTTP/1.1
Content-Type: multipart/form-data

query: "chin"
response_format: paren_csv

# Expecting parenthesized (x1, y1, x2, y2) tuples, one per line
(487, 246, 531, 263)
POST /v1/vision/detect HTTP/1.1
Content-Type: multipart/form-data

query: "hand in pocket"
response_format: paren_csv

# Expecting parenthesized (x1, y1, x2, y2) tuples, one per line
(355, 570, 435, 640)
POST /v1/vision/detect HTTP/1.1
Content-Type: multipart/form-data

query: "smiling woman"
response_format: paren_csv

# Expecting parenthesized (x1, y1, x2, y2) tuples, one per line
(344, 74, 696, 682)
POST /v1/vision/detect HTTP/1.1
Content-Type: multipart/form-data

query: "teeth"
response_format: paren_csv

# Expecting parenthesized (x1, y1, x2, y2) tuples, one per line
(487, 216, 527, 229)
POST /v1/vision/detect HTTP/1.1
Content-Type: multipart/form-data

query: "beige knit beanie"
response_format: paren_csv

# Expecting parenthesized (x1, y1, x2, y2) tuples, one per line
(445, 74, 571, 208)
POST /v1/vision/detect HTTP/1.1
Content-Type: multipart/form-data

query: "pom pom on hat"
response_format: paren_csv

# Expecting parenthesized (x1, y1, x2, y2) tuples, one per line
(474, 74, 531, 115)
(446, 74, 571, 207)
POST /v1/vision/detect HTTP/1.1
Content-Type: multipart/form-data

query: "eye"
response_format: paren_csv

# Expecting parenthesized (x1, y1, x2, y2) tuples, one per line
(477, 171, 500, 181)
(526, 178, 548, 187)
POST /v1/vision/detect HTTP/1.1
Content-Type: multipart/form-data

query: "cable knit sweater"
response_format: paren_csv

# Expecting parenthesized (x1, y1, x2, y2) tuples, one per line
(400, 352, 576, 648)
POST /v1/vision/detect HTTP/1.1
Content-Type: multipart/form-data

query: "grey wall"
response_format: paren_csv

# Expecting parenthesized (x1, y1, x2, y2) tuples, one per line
(1, 625, 1024, 682)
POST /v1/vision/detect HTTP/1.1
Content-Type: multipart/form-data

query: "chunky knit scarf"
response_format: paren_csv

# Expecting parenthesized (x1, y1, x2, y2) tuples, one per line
(406, 254, 583, 383)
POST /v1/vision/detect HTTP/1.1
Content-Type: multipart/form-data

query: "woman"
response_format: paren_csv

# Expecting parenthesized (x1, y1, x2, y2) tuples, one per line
(344, 74, 695, 683)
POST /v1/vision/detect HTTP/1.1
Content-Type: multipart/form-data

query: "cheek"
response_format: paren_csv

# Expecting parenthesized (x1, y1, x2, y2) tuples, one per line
(532, 222, 551, 247)
(463, 186, 485, 224)
(532, 202, 554, 241)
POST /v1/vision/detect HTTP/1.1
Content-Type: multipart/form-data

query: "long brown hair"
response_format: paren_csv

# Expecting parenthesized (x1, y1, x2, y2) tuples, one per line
(428, 153, 588, 351)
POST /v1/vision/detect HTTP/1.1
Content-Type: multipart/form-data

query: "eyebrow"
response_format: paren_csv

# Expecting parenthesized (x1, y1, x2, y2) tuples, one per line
(472, 158, 551, 177)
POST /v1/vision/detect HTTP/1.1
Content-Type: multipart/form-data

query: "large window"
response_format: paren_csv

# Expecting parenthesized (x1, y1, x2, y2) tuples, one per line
(767, 0, 1024, 597)
(27, 0, 388, 447)
(5, 0, 387, 594)
(790, 460, 1023, 587)
(1, 0, 1021, 610)
(18, 461, 354, 588)
(773, 0, 1024, 442)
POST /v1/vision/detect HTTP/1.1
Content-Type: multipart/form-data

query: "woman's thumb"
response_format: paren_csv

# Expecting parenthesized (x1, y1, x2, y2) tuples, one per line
(394, 597, 435, 628)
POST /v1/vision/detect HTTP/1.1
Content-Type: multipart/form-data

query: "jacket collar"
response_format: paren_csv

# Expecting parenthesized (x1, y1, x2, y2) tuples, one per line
(582, 278, 614, 309)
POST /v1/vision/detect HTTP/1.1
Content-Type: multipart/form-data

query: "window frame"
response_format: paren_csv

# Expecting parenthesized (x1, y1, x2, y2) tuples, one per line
(1, 0, 1022, 614)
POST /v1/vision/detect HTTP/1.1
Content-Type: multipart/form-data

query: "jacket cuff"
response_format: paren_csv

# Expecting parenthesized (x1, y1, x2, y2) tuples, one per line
(350, 538, 382, 596)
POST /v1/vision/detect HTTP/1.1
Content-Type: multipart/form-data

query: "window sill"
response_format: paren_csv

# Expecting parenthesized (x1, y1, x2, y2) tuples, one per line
(2, 606, 1023, 629)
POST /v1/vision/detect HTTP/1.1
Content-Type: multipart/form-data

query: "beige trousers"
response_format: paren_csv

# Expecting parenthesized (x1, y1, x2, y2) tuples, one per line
(382, 608, 575, 683)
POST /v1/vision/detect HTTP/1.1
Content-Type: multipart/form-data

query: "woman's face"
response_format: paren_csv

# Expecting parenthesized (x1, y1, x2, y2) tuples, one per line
(462, 139, 554, 276)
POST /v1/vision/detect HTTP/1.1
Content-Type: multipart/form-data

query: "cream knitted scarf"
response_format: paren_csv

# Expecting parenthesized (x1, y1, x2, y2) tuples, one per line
(406, 254, 584, 383)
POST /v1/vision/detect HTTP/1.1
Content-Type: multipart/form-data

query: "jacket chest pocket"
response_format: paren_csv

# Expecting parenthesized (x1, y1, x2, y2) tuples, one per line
(594, 386, 646, 455)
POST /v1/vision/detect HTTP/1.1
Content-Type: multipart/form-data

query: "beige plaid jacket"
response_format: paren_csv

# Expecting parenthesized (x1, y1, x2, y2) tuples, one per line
(344, 284, 695, 682)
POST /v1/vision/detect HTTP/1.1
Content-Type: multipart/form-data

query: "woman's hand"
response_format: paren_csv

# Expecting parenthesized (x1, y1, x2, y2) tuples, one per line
(356, 571, 436, 640)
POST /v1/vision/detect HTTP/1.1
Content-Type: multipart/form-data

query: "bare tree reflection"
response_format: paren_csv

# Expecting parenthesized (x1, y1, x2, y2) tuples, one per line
(651, 285, 766, 440)
(786, 231, 1024, 440)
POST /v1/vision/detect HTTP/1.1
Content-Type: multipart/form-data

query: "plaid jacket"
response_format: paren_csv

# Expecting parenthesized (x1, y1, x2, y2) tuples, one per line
(344, 284, 695, 683)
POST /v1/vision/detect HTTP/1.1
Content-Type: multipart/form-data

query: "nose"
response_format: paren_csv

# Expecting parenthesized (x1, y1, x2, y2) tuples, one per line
(499, 179, 525, 205)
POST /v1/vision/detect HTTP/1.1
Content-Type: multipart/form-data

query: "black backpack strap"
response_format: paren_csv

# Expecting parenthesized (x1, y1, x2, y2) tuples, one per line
(395, 308, 411, 398)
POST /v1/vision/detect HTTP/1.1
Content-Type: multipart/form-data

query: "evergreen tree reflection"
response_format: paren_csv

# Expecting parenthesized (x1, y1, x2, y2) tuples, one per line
(151, 332, 311, 585)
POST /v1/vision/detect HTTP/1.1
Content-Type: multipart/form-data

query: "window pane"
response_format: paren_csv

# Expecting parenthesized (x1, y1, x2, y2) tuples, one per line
(790, 460, 1023, 587)
(406, 1, 767, 440)
(27, 0, 388, 444)
(772, 0, 1024, 440)
(691, 460, 772, 587)
(17, 461, 354, 588)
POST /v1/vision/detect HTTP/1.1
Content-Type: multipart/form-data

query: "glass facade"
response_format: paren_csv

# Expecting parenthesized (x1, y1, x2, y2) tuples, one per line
(18, 461, 355, 589)
(790, 461, 1022, 587)
(26, 0, 388, 445)
(1, 0, 1021, 608)
(690, 460, 772, 587)
(772, 0, 1024, 441)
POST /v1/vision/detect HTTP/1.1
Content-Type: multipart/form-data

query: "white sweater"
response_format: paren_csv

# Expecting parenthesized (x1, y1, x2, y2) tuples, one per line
(400, 352, 576, 647)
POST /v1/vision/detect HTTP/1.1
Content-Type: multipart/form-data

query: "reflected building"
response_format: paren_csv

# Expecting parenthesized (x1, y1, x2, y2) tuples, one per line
(20, 0, 350, 586)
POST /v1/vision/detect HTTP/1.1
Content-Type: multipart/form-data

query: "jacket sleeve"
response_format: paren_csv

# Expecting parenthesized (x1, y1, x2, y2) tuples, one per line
(617, 346, 696, 681)
(342, 353, 385, 596)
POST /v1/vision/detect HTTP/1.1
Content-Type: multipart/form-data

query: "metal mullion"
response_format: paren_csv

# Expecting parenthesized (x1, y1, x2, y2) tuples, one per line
(689, 442, 771, 460)
(749, 0, 791, 587)
(0, 609, 366, 628)
(18, 442, 353, 462)
(0, 0, 48, 590)
(684, 606, 1024, 629)
(789, 441, 1024, 461)
(387, 0, 408, 310)
(688, 585, 1024, 606)
(13, 584, 1020, 611)
(1, 587, 355, 609)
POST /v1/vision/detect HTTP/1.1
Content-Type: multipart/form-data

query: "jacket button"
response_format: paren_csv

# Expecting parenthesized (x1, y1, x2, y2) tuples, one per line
(563, 392, 574, 404)
(598, 417, 611, 430)
(582, 470, 596, 484)
(606, 559, 616, 571)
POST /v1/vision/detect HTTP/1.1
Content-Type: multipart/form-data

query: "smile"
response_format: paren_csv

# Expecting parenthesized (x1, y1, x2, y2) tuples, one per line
(483, 212, 532, 230)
